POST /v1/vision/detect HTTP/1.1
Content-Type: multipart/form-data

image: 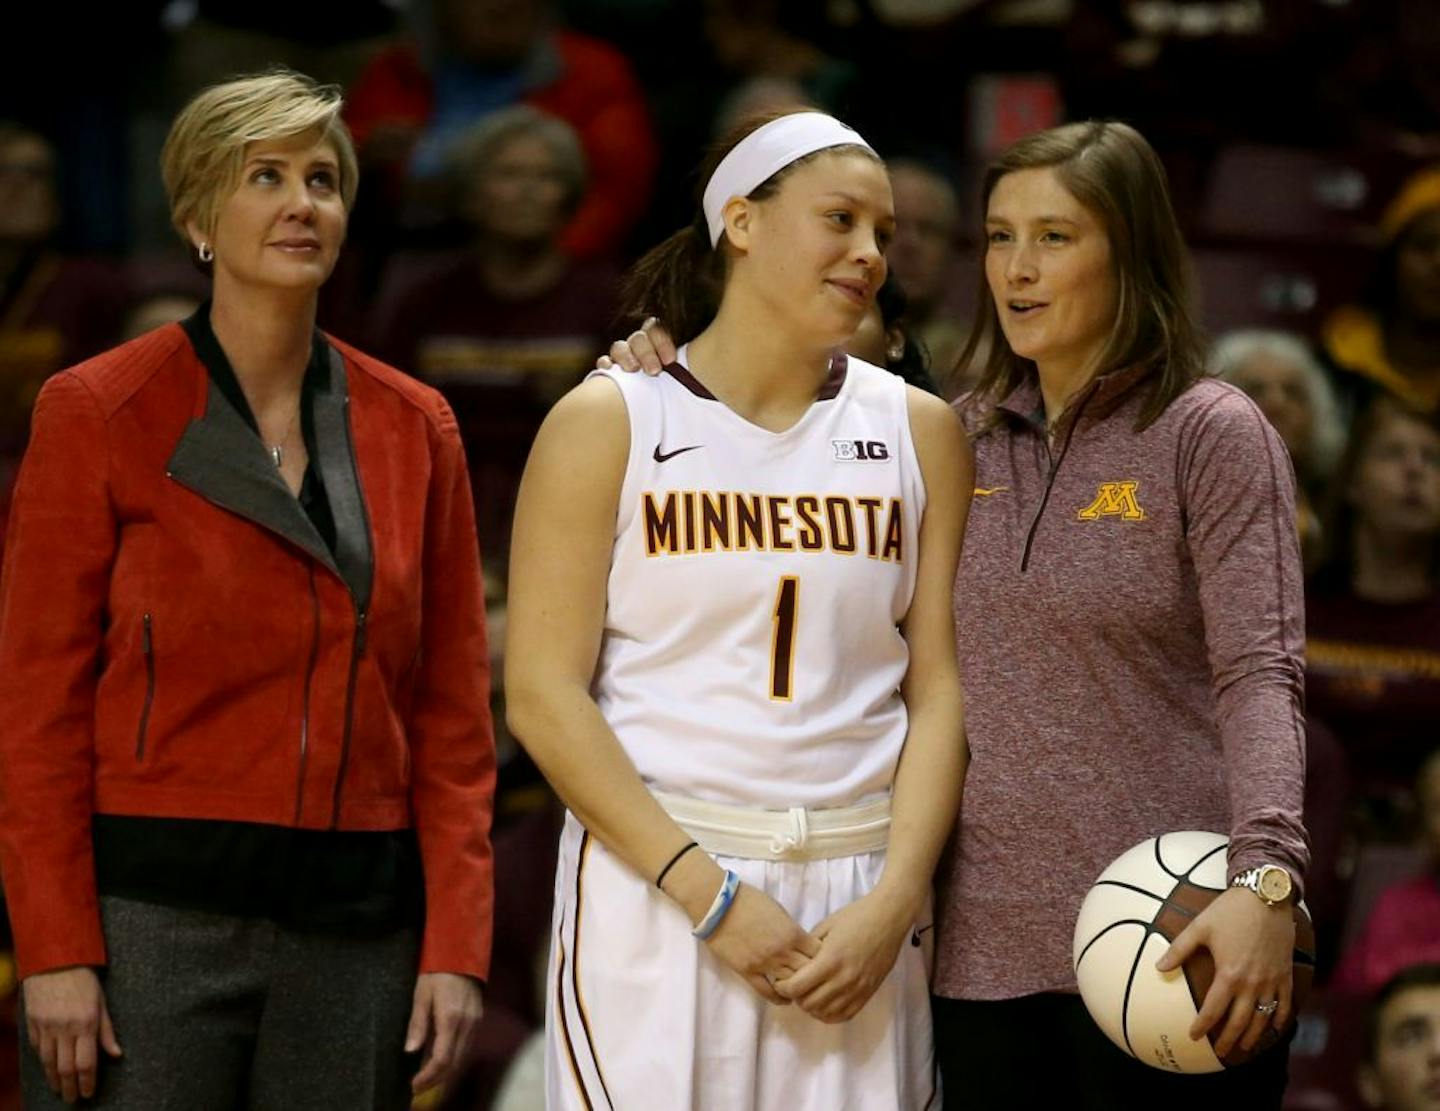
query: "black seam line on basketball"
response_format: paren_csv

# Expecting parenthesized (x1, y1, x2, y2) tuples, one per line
(1153, 835, 1185, 881)
(555, 931, 593, 1111)
(1092, 879, 1170, 901)
(1184, 843, 1228, 883)
(572, 831, 615, 1111)
(1119, 929, 1150, 1058)
(653, 443, 702, 463)
(1076, 919, 1155, 967)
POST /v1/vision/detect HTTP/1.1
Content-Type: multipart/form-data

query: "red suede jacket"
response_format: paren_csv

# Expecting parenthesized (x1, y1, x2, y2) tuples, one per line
(0, 324, 496, 981)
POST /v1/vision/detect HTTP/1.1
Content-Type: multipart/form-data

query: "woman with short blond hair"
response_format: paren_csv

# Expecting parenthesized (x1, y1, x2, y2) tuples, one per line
(0, 70, 495, 1109)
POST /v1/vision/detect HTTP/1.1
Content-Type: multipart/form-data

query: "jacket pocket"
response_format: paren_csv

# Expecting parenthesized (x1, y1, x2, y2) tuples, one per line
(135, 613, 155, 761)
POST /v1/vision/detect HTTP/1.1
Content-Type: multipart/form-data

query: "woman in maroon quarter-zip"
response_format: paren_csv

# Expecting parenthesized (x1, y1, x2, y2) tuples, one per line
(0, 71, 494, 1110)
(932, 121, 1307, 1109)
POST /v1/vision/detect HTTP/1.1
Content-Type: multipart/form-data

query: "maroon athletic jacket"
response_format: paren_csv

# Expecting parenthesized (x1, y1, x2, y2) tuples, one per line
(937, 366, 1309, 1000)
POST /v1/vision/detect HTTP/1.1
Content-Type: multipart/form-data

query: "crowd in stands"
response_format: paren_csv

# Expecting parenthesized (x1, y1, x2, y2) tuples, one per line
(2, 1, 1439, 1107)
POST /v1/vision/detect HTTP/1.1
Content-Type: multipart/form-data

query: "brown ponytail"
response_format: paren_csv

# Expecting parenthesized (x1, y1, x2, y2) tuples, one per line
(618, 214, 727, 343)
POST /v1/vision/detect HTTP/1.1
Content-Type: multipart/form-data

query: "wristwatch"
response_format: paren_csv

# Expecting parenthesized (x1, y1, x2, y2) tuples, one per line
(1231, 864, 1294, 907)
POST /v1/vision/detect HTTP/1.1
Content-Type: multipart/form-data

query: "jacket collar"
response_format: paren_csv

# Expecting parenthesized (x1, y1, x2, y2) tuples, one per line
(168, 305, 373, 610)
(311, 343, 373, 613)
(996, 363, 1153, 434)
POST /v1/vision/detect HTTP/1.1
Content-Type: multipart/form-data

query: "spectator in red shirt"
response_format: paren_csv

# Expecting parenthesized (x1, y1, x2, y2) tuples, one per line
(345, 0, 658, 259)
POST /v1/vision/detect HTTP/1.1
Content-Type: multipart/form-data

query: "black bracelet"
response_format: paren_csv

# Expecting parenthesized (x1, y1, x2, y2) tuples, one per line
(656, 841, 700, 889)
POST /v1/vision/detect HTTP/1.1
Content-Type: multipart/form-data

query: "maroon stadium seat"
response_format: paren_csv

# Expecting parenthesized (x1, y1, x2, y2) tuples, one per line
(1284, 986, 1368, 1111)
(1189, 246, 1368, 335)
(1199, 146, 1383, 247)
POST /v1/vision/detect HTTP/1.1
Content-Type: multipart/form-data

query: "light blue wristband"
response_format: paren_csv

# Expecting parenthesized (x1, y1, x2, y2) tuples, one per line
(692, 870, 741, 940)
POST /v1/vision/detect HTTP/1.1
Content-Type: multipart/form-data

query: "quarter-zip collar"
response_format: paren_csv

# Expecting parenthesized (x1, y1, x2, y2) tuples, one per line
(996, 362, 1154, 438)
(993, 365, 1153, 573)
(169, 304, 373, 613)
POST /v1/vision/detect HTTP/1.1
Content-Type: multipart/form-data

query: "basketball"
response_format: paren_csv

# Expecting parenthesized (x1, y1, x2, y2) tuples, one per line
(1072, 831, 1316, 1074)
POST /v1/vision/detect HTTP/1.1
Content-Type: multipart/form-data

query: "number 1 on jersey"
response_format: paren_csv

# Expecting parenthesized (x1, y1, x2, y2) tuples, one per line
(770, 576, 799, 701)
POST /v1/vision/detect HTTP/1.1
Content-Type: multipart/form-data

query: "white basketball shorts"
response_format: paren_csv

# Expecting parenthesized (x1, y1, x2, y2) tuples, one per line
(544, 812, 939, 1110)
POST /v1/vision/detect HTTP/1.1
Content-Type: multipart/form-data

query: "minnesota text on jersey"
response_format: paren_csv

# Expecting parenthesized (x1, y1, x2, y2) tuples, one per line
(642, 490, 906, 560)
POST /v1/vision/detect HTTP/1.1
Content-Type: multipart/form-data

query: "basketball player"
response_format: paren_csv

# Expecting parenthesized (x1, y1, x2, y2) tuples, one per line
(505, 111, 971, 1108)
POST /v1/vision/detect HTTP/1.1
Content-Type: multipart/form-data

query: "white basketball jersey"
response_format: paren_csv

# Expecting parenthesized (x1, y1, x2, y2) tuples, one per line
(591, 348, 925, 808)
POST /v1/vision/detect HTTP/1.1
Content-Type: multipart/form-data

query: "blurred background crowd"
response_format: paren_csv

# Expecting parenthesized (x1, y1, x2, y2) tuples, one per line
(2, 0, 1439, 1107)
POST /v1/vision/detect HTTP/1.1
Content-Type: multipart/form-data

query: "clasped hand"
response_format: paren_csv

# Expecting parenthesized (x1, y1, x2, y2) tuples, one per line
(705, 887, 911, 1024)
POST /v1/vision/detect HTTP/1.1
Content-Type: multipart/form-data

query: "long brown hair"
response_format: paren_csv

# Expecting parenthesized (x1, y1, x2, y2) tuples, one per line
(957, 120, 1204, 431)
(619, 110, 879, 343)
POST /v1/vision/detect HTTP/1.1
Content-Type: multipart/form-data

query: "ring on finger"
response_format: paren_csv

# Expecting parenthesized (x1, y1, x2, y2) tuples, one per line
(1254, 998, 1279, 1015)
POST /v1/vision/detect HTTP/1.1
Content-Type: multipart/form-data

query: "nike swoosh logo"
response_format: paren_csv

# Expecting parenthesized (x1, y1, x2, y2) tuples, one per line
(973, 486, 1009, 497)
(910, 923, 935, 947)
(654, 444, 703, 463)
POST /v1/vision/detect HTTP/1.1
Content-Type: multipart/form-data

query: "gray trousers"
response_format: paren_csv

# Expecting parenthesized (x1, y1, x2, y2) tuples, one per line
(20, 896, 420, 1110)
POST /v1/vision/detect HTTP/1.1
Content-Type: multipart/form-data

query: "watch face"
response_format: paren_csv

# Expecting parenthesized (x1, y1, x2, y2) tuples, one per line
(1258, 866, 1292, 902)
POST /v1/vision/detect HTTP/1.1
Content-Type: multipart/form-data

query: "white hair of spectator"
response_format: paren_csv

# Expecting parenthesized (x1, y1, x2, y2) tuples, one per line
(449, 105, 587, 212)
(1209, 329, 1346, 479)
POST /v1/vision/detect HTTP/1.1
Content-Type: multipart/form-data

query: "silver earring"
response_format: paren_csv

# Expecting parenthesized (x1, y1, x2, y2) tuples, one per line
(198, 242, 214, 263)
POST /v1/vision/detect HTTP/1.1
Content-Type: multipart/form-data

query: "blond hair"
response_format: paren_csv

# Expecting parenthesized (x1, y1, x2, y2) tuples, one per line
(161, 69, 358, 255)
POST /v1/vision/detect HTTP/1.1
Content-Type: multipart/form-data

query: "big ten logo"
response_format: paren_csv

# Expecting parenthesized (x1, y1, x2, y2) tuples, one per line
(832, 439, 890, 462)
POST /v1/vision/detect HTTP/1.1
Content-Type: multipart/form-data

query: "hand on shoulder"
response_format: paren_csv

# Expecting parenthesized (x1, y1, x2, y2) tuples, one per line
(594, 319, 676, 375)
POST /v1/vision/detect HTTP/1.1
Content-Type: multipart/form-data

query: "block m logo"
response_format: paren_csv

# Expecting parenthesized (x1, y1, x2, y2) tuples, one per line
(1077, 481, 1147, 521)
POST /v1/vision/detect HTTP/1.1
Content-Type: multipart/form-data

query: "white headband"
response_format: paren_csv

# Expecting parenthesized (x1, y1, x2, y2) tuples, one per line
(701, 112, 877, 247)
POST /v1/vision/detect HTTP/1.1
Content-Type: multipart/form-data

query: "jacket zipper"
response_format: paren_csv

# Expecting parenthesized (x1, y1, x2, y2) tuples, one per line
(293, 566, 322, 824)
(1019, 390, 1095, 573)
(328, 607, 368, 829)
(135, 613, 155, 760)
(328, 389, 375, 829)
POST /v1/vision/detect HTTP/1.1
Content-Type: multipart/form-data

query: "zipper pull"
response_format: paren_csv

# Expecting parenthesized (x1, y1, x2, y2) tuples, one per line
(142, 612, 153, 654)
(355, 611, 367, 657)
